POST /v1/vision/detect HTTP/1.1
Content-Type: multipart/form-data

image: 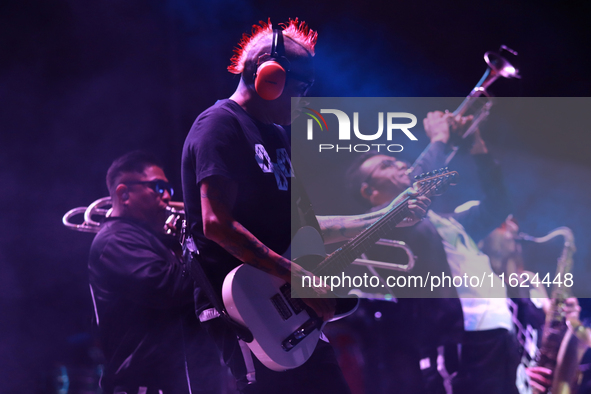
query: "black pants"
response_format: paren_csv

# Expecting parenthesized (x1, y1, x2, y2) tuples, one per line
(453, 329, 521, 394)
(203, 317, 351, 394)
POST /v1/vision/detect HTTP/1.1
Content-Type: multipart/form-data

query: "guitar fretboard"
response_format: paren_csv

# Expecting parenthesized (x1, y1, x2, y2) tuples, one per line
(312, 171, 455, 276)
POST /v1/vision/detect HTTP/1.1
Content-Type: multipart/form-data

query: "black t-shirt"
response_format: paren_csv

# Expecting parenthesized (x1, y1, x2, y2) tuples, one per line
(181, 99, 294, 309)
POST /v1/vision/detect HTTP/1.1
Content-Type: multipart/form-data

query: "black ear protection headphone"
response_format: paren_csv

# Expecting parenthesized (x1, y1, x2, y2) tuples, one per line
(254, 29, 289, 100)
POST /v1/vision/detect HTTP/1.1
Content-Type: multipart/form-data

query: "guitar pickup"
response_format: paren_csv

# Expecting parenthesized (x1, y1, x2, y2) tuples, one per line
(270, 293, 293, 320)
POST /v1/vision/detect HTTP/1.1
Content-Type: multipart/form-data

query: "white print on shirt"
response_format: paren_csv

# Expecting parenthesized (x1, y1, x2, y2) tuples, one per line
(255, 144, 273, 173)
(275, 148, 293, 177)
(254, 145, 292, 191)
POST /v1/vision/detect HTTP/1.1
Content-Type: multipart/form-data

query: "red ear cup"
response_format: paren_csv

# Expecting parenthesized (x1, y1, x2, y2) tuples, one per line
(254, 61, 286, 100)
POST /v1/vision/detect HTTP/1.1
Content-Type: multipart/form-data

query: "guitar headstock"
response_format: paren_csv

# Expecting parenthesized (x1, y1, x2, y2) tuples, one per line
(413, 168, 459, 197)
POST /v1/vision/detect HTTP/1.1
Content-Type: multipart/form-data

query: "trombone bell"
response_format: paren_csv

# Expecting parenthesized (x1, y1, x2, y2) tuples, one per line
(63, 197, 185, 236)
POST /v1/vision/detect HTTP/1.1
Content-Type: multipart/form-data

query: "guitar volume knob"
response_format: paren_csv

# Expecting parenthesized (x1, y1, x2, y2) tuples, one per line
(294, 329, 306, 340)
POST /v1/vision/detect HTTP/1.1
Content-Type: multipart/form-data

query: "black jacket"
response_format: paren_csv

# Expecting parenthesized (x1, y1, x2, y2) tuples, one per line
(88, 217, 204, 393)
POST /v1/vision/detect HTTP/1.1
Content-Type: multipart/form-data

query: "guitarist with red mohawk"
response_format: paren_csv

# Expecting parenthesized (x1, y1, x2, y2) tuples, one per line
(181, 19, 430, 393)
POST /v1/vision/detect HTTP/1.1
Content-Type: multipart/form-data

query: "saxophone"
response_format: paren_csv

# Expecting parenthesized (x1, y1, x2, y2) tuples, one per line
(521, 227, 585, 394)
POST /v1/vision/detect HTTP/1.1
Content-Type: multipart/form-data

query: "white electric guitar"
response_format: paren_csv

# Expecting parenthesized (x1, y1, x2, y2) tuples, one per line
(222, 169, 458, 371)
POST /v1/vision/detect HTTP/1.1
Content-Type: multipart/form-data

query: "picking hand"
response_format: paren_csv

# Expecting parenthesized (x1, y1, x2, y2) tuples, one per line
(290, 262, 336, 321)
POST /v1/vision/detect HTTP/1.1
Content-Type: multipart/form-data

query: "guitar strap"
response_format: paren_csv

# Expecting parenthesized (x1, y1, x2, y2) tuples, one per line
(238, 339, 257, 384)
(271, 125, 323, 241)
(290, 169, 323, 241)
(183, 229, 257, 382)
(183, 230, 254, 343)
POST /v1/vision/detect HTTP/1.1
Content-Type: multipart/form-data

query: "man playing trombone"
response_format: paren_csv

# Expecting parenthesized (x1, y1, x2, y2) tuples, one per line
(88, 151, 219, 394)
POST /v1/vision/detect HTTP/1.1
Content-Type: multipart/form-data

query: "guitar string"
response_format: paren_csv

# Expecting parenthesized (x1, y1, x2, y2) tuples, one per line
(312, 174, 449, 276)
(316, 183, 430, 275)
(313, 186, 426, 275)
(337, 173, 451, 254)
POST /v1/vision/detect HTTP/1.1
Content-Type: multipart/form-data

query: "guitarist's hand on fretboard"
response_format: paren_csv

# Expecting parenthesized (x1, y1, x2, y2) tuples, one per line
(388, 187, 431, 228)
(290, 261, 336, 321)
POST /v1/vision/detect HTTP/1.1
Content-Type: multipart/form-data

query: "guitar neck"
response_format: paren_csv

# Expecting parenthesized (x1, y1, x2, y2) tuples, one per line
(313, 197, 412, 276)
(311, 169, 457, 277)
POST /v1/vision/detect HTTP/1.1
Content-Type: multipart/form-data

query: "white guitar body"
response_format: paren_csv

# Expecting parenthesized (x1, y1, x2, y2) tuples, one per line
(222, 226, 357, 371)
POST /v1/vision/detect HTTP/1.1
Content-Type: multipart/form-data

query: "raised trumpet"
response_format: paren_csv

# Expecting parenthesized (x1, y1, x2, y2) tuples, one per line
(63, 197, 185, 236)
(444, 45, 520, 164)
(409, 46, 520, 172)
(454, 46, 520, 120)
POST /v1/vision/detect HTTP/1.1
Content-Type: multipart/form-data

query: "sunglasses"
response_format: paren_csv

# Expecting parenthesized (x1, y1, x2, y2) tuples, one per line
(124, 180, 174, 197)
(288, 71, 314, 94)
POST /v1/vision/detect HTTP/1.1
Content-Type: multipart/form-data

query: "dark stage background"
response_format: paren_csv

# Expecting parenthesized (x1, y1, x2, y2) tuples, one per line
(1, 0, 590, 392)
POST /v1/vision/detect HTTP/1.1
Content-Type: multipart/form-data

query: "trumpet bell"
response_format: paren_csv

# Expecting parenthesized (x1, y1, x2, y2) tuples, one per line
(484, 51, 520, 80)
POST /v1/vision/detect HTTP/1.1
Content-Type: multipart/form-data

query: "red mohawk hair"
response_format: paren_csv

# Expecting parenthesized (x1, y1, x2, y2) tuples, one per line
(228, 18, 318, 75)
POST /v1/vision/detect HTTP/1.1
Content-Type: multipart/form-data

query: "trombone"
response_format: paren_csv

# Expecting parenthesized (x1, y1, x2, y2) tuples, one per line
(63, 197, 185, 236)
